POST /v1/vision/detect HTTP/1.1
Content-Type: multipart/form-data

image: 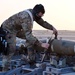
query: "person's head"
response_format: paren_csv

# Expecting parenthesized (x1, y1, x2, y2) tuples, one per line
(32, 4, 45, 20)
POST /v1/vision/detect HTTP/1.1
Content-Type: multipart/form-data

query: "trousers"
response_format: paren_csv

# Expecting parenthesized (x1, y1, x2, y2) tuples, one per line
(2, 33, 16, 71)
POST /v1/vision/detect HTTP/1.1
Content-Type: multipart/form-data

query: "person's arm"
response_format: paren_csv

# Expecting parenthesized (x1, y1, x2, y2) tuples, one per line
(21, 20, 42, 47)
(35, 18, 58, 35)
(21, 20, 50, 49)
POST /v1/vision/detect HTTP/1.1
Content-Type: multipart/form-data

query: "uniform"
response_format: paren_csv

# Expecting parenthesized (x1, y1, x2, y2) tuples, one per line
(1, 9, 53, 71)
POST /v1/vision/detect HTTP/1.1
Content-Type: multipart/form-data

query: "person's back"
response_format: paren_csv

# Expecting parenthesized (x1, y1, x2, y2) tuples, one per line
(1, 9, 32, 34)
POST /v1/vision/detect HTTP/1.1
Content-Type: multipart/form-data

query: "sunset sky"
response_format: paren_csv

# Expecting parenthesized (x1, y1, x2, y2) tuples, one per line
(0, 0, 75, 30)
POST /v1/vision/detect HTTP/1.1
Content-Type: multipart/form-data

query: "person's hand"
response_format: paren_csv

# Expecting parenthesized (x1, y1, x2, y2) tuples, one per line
(41, 43, 50, 49)
(53, 27, 58, 35)
(53, 27, 58, 39)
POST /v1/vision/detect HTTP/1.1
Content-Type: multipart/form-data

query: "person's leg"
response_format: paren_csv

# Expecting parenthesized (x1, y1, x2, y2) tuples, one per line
(2, 53, 14, 71)
(2, 33, 16, 71)
(27, 46, 36, 63)
(25, 41, 36, 64)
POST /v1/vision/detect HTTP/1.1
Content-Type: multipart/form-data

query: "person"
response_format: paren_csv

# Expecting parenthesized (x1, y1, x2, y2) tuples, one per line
(1, 4, 58, 71)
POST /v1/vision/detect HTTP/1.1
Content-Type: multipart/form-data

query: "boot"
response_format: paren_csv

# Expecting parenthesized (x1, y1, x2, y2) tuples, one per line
(27, 54, 36, 65)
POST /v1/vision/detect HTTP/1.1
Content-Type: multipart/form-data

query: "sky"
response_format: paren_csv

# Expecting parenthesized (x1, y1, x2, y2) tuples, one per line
(0, 0, 75, 30)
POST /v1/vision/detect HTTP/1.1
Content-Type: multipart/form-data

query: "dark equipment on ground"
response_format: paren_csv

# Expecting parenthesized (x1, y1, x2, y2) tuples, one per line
(0, 27, 8, 55)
